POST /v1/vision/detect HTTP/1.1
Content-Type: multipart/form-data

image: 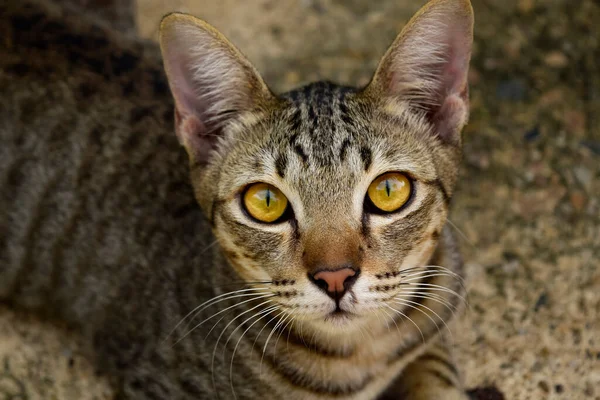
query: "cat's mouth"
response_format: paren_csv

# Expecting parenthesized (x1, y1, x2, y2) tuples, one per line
(323, 308, 355, 324)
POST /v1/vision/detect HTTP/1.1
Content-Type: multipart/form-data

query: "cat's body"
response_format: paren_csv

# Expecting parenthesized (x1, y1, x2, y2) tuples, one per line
(0, 1, 473, 399)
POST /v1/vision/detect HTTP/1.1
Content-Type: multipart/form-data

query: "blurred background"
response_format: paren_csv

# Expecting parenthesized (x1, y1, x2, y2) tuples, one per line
(1, 0, 598, 399)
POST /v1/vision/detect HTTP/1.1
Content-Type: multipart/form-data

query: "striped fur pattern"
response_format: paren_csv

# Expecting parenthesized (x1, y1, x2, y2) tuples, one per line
(0, 0, 473, 399)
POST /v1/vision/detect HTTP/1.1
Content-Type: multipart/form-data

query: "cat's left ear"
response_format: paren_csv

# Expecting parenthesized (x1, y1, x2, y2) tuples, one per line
(365, 0, 474, 145)
(159, 14, 275, 165)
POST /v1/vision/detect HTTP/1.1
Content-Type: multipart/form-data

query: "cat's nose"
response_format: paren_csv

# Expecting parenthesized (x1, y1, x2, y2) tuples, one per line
(309, 267, 359, 301)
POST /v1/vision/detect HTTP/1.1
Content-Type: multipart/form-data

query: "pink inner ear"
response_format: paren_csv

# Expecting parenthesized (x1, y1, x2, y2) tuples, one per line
(177, 111, 216, 164)
(170, 56, 210, 125)
(162, 33, 241, 164)
(160, 17, 275, 166)
(432, 94, 467, 144)
(442, 29, 470, 99)
(432, 29, 470, 143)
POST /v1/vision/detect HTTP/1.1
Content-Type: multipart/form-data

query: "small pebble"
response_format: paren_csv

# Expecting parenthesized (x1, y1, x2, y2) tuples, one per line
(518, 0, 535, 13)
(544, 51, 569, 68)
(573, 167, 593, 191)
(570, 191, 587, 212)
(580, 140, 600, 155)
(534, 292, 549, 312)
(524, 125, 540, 141)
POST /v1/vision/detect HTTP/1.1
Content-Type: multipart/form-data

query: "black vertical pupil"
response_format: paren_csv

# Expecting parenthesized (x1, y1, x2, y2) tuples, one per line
(385, 179, 390, 197)
(266, 188, 271, 207)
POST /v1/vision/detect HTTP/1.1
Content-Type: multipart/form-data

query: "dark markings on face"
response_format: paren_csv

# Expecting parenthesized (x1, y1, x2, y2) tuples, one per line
(293, 144, 309, 164)
(379, 191, 437, 258)
(222, 249, 239, 260)
(219, 210, 286, 265)
(359, 146, 372, 171)
(210, 199, 225, 227)
(339, 137, 351, 162)
(242, 251, 262, 261)
(360, 211, 371, 240)
(289, 133, 309, 164)
(290, 217, 301, 244)
(433, 178, 451, 206)
(289, 108, 302, 132)
(339, 100, 353, 126)
(252, 159, 262, 172)
(399, 190, 438, 222)
(275, 152, 288, 178)
(278, 82, 358, 168)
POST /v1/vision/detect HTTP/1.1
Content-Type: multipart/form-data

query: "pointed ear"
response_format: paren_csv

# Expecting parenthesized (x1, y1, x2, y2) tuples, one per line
(365, 0, 474, 144)
(159, 13, 274, 165)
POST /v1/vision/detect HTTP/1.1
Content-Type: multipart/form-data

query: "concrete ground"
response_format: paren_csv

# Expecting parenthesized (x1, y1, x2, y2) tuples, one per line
(1, 0, 598, 399)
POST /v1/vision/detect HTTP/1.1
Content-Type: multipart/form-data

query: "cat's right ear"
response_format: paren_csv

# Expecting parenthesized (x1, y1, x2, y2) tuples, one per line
(159, 14, 274, 165)
(364, 0, 474, 145)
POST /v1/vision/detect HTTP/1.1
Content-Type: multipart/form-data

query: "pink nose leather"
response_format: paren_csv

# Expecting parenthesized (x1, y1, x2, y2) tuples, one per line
(313, 268, 356, 293)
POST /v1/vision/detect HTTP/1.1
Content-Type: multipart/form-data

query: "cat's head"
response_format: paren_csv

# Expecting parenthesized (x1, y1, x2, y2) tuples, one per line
(159, 0, 473, 333)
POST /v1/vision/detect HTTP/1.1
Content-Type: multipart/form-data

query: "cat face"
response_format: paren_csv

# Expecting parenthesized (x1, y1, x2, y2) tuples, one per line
(160, 0, 473, 332)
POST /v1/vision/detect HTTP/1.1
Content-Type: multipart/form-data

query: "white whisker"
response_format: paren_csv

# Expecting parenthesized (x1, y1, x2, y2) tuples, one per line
(394, 298, 453, 340)
(356, 322, 369, 341)
(227, 305, 279, 400)
(198, 239, 220, 254)
(374, 305, 391, 333)
(405, 282, 467, 305)
(398, 292, 459, 318)
(285, 316, 296, 354)
(258, 311, 286, 377)
(210, 299, 275, 398)
(173, 294, 274, 346)
(447, 218, 475, 247)
(400, 265, 463, 280)
(262, 312, 288, 356)
(224, 305, 279, 355)
(273, 314, 294, 355)
(402, 272, 461, 282)
(164, 288, 270, 343)
(384, 304, 425, 343)
(394, 299, 441, 336)
(400, 266, 468, 295)
(380, 307, 397, 334)
(298, 319, 309, 351)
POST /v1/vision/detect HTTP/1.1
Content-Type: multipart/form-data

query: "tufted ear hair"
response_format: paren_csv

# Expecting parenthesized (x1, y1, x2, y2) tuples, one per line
(159, 13, 275, 165)
(365, 0, 474, 144)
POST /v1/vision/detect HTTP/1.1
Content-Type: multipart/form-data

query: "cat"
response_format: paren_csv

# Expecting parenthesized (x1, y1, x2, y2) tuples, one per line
(0, 0, 473, 399)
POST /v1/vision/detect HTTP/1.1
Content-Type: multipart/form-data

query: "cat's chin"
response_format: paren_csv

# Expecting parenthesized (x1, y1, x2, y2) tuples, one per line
(301, 310, 378, 342)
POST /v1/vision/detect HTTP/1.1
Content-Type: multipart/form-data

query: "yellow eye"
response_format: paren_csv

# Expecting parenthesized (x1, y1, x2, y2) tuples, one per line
(367, 172, 412, 213)
(243, 183, 289, 223)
